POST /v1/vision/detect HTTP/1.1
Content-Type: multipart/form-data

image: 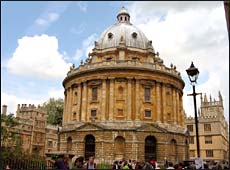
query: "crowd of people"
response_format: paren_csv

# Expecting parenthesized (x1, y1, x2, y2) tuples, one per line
(48, 155, 229, 170)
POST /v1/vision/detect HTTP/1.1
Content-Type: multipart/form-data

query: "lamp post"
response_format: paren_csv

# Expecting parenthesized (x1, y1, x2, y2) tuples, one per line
(186, 62, 201, 158)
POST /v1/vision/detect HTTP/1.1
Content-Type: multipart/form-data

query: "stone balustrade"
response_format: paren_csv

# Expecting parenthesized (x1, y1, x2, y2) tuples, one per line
(67, 60, 181, 78)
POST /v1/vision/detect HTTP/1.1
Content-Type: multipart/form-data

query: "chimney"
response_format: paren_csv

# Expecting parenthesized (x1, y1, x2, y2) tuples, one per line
(2, 105, 7, 115)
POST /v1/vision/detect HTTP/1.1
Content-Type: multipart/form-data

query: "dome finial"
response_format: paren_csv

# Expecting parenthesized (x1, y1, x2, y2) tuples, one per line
(117, 6, 130, 23)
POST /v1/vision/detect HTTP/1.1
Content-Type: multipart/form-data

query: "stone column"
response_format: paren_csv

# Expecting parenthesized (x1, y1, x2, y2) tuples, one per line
(173, 88, 177, 124)
(135, 78, 140, 121)
(162, 84, 167, 123)
(67, 88, 71, 122)
(109, 77, 115, 121)
(81, 81, 87, 121)
(176, 90, 179, 124)
(127, 78, 132, 120)
(78, 84, 82, 121)
(156, 81, 161, 122)
(63, 90, 67, 125)
(101, 79, 107, 121)
(70, 87, 73, 121)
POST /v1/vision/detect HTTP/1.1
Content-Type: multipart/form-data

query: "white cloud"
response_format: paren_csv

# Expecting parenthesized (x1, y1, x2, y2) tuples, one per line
(48, 88, 64, 99)
(35, 18, 47, 26)
(1, 88, 64, 115)
(74, 49, 83, 61)
(35, 12, 60, 27)
(70, 23, 85, 35)
(127, 2, 229, 122)
(1, 92, 45, 115)
(77, 2, 88, 12)
(73, 33, 98, 62)
(48, 12, 60, 22)
(7, 34, 71, 80)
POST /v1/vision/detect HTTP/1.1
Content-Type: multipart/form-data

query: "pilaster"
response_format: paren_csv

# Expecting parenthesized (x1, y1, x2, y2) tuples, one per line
(127, 77, 132, 120)
(135, 78, 140, 121)
(109, 77, 115, 121)
(81, 81, 87, 121)
(101, 79, 107, 121)
(162, 84, 167, 123)
(156, 82, 161, 122)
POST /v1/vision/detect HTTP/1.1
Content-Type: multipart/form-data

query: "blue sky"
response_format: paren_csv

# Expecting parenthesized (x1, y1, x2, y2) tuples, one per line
(1, 1, 229, 124)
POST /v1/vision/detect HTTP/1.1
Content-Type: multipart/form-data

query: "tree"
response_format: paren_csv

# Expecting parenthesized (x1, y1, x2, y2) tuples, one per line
(1, 113, 23, 159)
(42, 98, 64, 125)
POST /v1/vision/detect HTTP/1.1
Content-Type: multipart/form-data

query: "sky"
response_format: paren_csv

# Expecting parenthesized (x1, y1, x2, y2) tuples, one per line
(1, 1, 229, 124)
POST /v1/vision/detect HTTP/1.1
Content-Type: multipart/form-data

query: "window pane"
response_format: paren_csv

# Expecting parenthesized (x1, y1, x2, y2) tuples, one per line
(205, 136, 212, 144)
(204, 124, 211, 131)
(206, 150, 213, 157)
(91, 110, 97, 117)
(145, 87, 150, 101)
(145, 110, 151, 117)
(92, 87, 97, 101)
(187, 125, 193, 132)
(189, 136, 194, 144)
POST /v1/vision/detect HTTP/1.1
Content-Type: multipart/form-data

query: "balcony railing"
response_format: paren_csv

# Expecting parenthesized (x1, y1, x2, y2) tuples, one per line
(67, 60, 181, 78)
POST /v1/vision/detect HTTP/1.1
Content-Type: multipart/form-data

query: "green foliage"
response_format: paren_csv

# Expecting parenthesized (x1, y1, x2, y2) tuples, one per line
(42, 98, 64, 125)
(97, 163, 111, 169)
(1, 113, 23, 159)
(1, 114, 20, 147)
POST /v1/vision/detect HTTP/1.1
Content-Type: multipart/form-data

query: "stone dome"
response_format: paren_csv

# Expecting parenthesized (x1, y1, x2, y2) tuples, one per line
(97, 7, 151, 50)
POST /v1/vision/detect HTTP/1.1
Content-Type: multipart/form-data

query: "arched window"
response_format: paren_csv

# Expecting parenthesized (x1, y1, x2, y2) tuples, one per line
(85, 135, 95, 160)
(73, 112, 76, 120)
(118, 86, 124, 100)
(114, 136, 125, 160)
(145, 136, 157, 161)
(170, 139, 177, 163)
(74, 92, 78, 104)
(67, 137, 72, 152)
(144, 87, 151, 101)
(92, 87, 98, 101)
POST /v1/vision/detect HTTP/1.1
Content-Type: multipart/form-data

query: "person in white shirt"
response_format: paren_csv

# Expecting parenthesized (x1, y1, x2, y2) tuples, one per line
(167, 162, 175, 169)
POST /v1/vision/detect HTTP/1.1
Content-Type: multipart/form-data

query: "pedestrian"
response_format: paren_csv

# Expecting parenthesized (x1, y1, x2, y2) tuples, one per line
(132, 160, 137, 169)
(72, 156, 84, 169)
(122, 161, 130, 169)
(5, 164, 10, 170)
(49, 154, 70, 170)
(167, 162, 175, 169)
(84, 156, 97, 170)
(112, 161, 120, 170)
(164, 157, 169, 169)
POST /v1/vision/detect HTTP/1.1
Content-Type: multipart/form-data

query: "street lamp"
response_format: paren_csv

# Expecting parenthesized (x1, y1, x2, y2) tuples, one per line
(186, 62, 201, 158)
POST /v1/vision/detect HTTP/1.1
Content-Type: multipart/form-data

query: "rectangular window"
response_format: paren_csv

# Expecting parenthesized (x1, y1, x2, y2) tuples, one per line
(48, 141, 53, 148)
(206, 150, 213, 157)
(189, 136, 194, 144)
(92, 87, 98, 101)
(145, 110, 151, 118)
(91, 109, 97, 117)
(204, 124, 211, 132)
(187, 125, 193, 132)
(205, 136, 212, 144)
(106, 57, 112, 61)
(190, 150, 195, 157)
(132, 57, 139, 61)
(144, 87, 151, 101)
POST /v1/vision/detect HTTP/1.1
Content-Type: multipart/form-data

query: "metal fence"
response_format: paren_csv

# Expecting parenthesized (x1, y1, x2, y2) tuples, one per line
(1, 159, 54, 170)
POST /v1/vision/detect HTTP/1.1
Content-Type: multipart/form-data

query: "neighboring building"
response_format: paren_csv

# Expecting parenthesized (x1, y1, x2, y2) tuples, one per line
(185, 91, 229, 161)
(1, 104, 58, 157)
(60, 7, 189, 164)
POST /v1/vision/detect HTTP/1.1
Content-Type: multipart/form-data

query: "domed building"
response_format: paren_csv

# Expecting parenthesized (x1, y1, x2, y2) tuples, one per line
(60, 7, 189, 164)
